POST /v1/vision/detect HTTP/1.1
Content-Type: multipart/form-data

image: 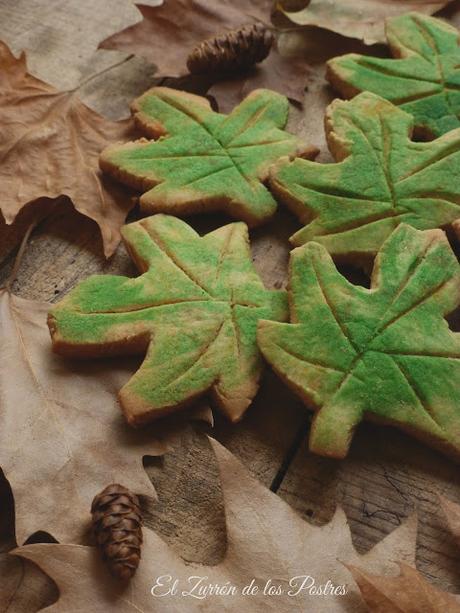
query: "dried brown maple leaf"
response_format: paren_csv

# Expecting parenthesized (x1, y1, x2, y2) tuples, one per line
(346, 563, 460, 612)
(0, 288, 169, 545)
(99, 1, 310, 106)
(0, 41, 135, 258)
(13, 439, 418, 612)
(99, 1, 273, 77)
(280, 0, 454, 45)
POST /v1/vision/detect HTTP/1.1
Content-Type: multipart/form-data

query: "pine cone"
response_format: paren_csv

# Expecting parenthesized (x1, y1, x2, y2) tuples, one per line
(187, 23, 274, 76)
(91, 484, 143, 581)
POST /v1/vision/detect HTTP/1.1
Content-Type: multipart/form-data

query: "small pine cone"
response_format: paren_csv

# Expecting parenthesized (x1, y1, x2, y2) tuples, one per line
(91, 484, 143, 581)
(187, 23, 273, 76)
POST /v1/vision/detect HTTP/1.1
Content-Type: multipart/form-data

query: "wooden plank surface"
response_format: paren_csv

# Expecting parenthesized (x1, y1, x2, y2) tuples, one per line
(0, 0, 459, 608)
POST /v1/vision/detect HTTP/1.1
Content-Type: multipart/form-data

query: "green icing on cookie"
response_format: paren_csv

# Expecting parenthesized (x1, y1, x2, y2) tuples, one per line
(99, 87, 310, 226)
(48, 214, 288, 425)
(270, 91, 460, 257)
(327, 13, 460, 137)
(258, 224, 460, 461)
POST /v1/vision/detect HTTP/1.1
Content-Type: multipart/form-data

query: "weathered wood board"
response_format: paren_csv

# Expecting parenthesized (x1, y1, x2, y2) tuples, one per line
(0, 0, 459, 608)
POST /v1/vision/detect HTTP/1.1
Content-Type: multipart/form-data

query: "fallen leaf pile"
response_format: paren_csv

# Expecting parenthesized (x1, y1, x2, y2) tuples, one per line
(0, 288, 167, 544)
(99, 0, 312, 109)
(13, 439, 418, 612)
(280, 0, 454, 45)
(0, 41, 135, 257)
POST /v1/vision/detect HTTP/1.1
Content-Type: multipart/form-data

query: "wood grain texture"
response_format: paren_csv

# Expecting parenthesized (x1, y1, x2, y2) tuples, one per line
(0, 1, 459, 609)
(278, 423, 460, 592)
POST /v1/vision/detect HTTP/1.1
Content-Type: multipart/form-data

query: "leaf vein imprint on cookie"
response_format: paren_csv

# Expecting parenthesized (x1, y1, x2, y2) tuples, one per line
(99, 87, 312, 226)
(327, 13, 460, 136)
(411, 14, 455, 115)
(257, 224, 460, 461)
(48, 214, 289, 425)
(270, 91, 460, 256)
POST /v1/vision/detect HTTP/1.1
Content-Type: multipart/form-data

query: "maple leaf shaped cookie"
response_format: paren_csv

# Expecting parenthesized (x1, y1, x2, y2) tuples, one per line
(327, 13, 460, 138)
(258, 224, 460, 461)
(48, 214, 288, 425)
(270, 91, 460, 257)
(100, 87, 313, 226)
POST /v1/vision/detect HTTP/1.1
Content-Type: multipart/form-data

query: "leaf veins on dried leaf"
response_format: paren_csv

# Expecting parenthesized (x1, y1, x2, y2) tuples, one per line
(346, 563, 460, 612)
(99, 1, 310, 107)
(0, 41, 136, 258)
(280, 0, 454, 45)
(99, 1, 273, 77)
(0, 288, 170, 544)
(13, 439, 418, 612)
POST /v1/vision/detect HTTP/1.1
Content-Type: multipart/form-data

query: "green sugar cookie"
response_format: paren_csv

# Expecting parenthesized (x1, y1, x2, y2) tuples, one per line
(100, 87, 314, 226)
(258, 224, 460, 461)
(327, 13, 460, 138)
(270, 91, 460, 258)
(48, 214, 288, 425)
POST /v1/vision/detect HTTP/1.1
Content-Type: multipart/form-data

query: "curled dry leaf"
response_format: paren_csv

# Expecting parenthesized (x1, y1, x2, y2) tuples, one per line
(13, 439, 418, 612)
(0, 553, 56, 613)
(346, 563, 460, 612)
(99, 1, 311, 107)
(0, 475, 56, 612)
(0, 41, 135, 258)
(0, 288, 170, 545)
(280, 0, 454, 45)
